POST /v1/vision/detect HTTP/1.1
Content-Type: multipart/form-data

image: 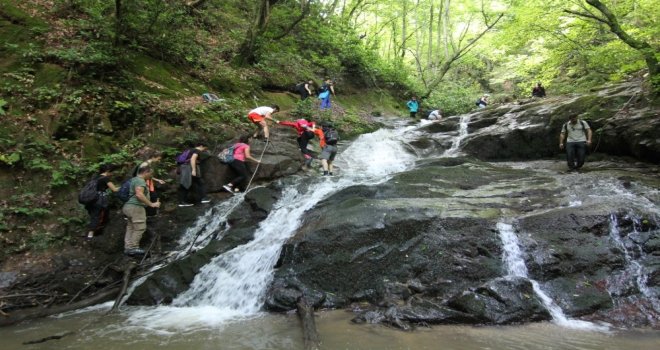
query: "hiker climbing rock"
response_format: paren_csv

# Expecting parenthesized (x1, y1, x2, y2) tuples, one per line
(222, 135, 261, 194)
(320, 122, 339, 176)
(279, 118, 318, 170)
(122, 166, 161, 257)
(177, 142, 210, 207)
(80, 164, 119, 239)
(407, 96, 419, 118)
(133, 150, 166, 216)
(248, 105, 280, 142)
(319, 78, 335, 110)
(297, 80, 314, 100)
(559, 115, 592, 172)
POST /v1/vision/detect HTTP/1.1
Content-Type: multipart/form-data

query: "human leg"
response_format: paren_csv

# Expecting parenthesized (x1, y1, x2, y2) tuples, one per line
(123, 205, 147, 251)
(228, 160, 249, 190)
(86, 203, 102, 237)
(566, 142, 578, 170)
(259, 120, 269, 139)
(575, 142, 587, 169)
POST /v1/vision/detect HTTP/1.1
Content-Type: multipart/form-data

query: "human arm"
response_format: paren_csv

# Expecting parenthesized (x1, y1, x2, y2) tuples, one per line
(107, 181, 119, 192)
(586, 128, 593, 146)
(135, 185, 160, 208)
(305, 83, 312, 95)
(278, 120, 297, 128)
(244, 147, 260, 163)
(190, 153, 199, 177)
(152, 177, 166, 185)
(559, 129, 566, 149)
(330, 85, 335, 96)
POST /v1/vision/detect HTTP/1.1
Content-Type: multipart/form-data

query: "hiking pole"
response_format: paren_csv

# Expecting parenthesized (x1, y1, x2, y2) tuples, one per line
(245, 139, 269, 193)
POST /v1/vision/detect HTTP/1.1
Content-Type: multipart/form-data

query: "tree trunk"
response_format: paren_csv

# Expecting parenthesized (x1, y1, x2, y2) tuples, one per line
(401, 0, 407, 58)
(296, 297, 320, 350)
(585, 0, 659, 90)
(114, 0, 122, 47)
(428, 2, 433, 66)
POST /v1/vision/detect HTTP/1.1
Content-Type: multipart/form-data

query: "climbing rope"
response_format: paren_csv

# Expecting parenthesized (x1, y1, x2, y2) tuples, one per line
(244, 138, 270, 193)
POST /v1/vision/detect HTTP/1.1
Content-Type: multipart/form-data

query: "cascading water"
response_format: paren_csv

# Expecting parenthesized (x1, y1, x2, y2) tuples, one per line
(496, 222, 609, 331)
(442, 115, 471, 157)
(607, 213, 660, 324)
(126, 126, 418, 330)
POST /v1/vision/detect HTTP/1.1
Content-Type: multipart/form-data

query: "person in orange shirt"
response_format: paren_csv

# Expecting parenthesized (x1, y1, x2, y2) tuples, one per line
(278, 118, 318, 170)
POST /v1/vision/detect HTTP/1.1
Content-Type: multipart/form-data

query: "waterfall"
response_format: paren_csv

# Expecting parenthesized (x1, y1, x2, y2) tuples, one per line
(496, 222, 609, 331)
(607, 214, 660, 324)
(126, 127, 418, 330)
(442, 115, 471, 157)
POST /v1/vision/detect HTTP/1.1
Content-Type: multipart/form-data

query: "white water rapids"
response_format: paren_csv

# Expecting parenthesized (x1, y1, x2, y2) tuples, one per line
(125, 124, 419, 331)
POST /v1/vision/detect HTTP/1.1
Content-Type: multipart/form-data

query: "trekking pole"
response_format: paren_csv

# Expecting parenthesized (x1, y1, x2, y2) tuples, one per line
(245, 139, 269, 193)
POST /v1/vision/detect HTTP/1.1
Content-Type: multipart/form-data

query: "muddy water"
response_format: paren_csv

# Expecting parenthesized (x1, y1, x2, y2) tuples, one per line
(1, 309, 658, 350)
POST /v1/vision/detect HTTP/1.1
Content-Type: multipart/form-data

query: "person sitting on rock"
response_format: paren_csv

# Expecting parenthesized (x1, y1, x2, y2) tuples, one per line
(278, 118, 318, 170)
(532, 82, 546, 98)
(248, 105, 280, 142)
(559, 115, 592, 172)
(476, 95, 489, 109)
(222, 135, 261, 194)
(427, 109, 442, 121)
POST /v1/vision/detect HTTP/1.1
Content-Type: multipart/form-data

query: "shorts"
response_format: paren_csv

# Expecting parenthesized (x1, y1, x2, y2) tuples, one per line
(248, 112, 264, 123)
(320, 145, 337, 161)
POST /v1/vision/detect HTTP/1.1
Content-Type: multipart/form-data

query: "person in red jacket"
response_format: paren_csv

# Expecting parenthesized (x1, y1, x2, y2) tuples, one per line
(278, 118, 318, 169)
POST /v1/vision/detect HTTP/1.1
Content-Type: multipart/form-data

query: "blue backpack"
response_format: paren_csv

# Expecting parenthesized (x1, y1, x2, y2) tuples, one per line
(218, 145, 235, 164)
(117, 179, 132, 202)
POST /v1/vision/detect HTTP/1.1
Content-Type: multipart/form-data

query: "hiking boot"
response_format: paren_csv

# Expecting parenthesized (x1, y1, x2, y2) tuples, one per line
(124, 248, 145, 256)
(223, 185, 234, 193)
(200, 198, 211, 204)
(263, 138, 269, 143)
(178, 203, 194, 207)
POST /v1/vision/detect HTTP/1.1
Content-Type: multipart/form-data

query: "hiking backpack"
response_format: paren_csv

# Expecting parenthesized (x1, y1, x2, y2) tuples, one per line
(78, 176, 100, 205)
(562, 120, 590, 139)
(218, 145, 236, 164)
(324, 128, 339, 145)
(175, 149, 193, 165)
(117, 179, 133, 202)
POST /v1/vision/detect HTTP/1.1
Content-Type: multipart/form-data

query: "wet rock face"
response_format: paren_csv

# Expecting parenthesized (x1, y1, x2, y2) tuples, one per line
(458, 81, 660, 163)
(447, 277, 551, 324)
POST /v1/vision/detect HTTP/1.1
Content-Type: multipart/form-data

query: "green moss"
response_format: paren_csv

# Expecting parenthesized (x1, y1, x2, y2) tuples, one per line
(260, 91, 298, 112)
(0, 1, 48, 30)
(32, 63, 66, 87)
(125, 53, 207, 97)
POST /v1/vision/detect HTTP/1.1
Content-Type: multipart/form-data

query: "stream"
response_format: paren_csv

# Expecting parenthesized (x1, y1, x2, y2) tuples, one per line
(2, 117, 659, 349)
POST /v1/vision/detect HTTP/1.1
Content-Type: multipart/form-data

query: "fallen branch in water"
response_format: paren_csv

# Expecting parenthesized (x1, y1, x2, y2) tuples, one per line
(296, 297, 321, 350)
(108, 261, 137, 314)
(23, 331, 75, 345)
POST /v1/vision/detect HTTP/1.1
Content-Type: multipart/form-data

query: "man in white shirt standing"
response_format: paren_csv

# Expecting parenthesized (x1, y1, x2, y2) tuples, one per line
(559, 115, 593, 172)
(248, 105, 280, 142)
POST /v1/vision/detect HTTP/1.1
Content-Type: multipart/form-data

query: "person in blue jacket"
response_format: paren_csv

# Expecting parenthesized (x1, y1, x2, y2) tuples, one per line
(407, 96, 419, 118)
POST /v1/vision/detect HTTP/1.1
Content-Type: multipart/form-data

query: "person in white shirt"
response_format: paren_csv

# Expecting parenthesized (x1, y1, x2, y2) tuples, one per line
(247, 105, 280, 142)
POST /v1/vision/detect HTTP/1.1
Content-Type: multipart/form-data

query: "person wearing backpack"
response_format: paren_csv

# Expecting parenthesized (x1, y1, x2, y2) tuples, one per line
(278, 118, 317, 169)
(559, 115, 593, 172)
(122, 166, 161, 256)
(248, 105, 280, 142)
(476, 95, 489, 109)
(82, 164, 119, 239)
(297, 80, 314, 100)
(407, 96, 419, 118)
(319, 78, 335, 110)
(222, 135, 260, 194)
(320, 122, 339, 176)
(177, 142, 210, 207)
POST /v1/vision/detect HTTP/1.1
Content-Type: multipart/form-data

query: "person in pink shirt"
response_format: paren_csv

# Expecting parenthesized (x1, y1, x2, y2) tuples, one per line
(222, 135, 260, 193)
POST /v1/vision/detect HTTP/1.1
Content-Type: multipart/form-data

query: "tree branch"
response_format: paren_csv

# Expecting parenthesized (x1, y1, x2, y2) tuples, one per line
(563, 9, 608, 24)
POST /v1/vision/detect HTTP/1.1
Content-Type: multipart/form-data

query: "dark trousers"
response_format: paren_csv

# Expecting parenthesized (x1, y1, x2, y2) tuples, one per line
(178, 176, 206, 204)
(229, 160, 250, 190)
(85, 203, 108, 233)
(566, 142, 587, 169)
(410, 111, 417, 118)
(297, 132, 315, 157)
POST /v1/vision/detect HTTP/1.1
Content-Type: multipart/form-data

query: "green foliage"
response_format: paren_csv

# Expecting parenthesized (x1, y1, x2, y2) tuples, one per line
(426, 81, 483, 116)
(0, 98, 7, 115)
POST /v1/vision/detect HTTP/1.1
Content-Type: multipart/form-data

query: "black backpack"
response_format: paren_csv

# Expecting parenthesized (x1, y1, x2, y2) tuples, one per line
(324, 128, 339, 145)
(117, 178, 133, 202)
(78, 176, 100, 205)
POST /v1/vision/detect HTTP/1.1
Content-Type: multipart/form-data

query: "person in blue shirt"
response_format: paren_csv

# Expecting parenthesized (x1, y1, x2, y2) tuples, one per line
(407, 96, 419, 118)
